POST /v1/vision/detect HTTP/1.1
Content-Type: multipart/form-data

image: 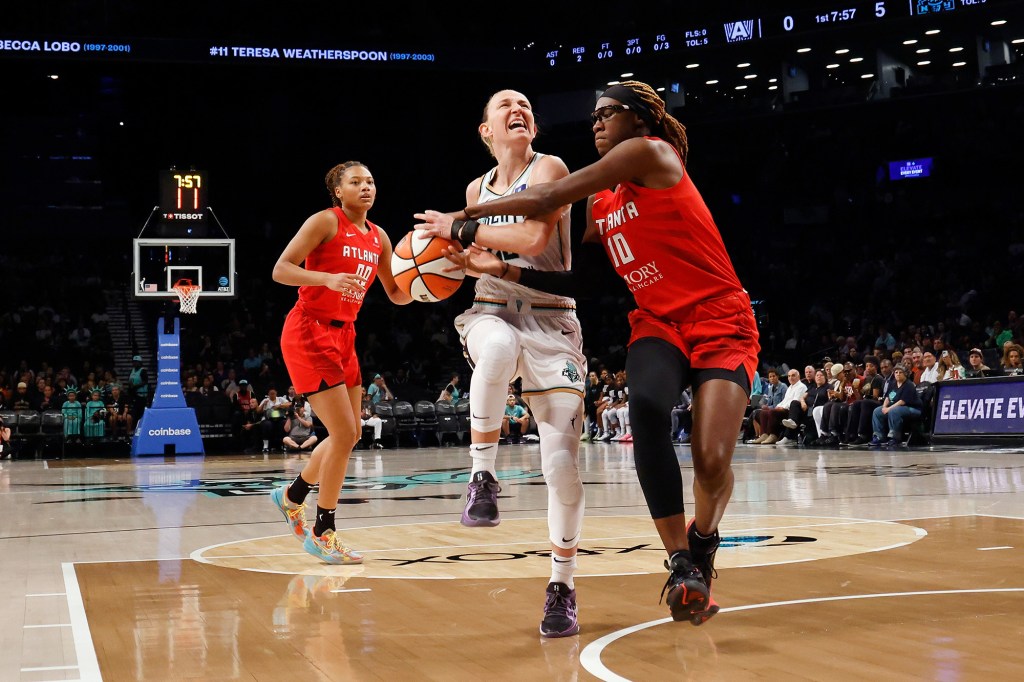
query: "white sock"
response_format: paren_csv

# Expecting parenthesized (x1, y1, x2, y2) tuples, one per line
(263, 440, 269, 448)
(469, 442, 498, 479)
(551, 554, 577, 589)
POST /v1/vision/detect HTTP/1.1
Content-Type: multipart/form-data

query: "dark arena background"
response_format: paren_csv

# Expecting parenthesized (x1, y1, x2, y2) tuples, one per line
(1, 2, 1023, 681)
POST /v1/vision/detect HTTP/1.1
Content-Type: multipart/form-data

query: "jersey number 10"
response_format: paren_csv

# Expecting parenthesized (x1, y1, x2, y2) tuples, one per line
(607, 232, 636, 268)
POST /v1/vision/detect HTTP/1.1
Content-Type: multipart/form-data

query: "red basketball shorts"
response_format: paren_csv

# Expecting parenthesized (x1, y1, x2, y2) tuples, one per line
(628, 290, 760, 385)
(280, 307, 360, 395)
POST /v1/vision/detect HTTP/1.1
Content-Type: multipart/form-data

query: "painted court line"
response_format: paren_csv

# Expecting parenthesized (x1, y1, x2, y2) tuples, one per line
(62, 563, 102, 682)
(579, 587, 1024, 682)
(978, 546, 1013, 551)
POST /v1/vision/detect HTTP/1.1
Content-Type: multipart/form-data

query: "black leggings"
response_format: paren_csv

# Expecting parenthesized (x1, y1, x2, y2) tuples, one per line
(626, 337, 750, 519)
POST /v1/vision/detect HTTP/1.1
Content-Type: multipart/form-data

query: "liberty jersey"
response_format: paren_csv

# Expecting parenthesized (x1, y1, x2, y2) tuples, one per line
(472, 152, 574, 307)
(297, 206, 382, 321)
(594, 137, 745, 323)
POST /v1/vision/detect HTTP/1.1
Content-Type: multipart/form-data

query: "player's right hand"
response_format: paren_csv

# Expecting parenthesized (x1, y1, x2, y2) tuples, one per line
(442, 244, 502, 278)
(324, 272, 367, 295)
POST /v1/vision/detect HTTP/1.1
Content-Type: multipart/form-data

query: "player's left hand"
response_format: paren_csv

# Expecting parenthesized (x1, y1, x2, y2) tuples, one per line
(413, 210, 465, 240)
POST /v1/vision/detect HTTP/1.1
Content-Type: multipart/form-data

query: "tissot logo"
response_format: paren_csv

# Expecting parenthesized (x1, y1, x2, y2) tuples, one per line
(724, 19, 756, 43)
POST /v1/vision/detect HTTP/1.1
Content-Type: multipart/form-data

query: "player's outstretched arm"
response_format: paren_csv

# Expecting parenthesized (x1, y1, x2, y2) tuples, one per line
(374, 229, 413, 305)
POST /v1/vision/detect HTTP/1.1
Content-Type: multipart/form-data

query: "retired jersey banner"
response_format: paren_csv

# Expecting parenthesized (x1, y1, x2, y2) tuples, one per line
(933, 376, 1024, 436)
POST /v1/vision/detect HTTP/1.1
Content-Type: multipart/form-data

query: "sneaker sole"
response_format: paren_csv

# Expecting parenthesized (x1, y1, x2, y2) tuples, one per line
(665, 579, 710, 622)
(689, 599, 720, 626)
(301, 538, 363, 565)
(540, 622, 580, 638)
(460, 512, 500, 527)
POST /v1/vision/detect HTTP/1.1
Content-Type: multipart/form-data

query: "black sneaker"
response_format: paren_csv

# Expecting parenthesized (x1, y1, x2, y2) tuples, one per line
(539, 582, 579, 638)
(686, 520, 721, 626)
(461, 471, 501, 527)
(659, 550, 709, 623)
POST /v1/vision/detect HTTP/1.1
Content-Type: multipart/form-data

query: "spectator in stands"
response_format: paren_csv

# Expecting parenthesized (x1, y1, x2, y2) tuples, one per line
(875, 325, 896, 353)
(282, 401, 318, 452)
(239, 398, 262, 452)
(988, 320, 1013, 350)
(258, 387, 289, 453)
(1001, 343, 1024, 376)
(127, 355, 150, 420)
(754, 369, 806, 445)
(845, 356, 887, 445)
(61, 388, 83, 443)
(34, 385, 59, 412)
(360, 387, 384, 449)
(909, 346, 924, 382)
(919, 351, 939, 384)
(611, 374, 632, 443)
(12, 382, 32, 411)
(745, 368, 785, 443)
(799, 369, 831, 445)
(199, 373, 220, 398)
(231, 379, 256, 444)
(367, 373, 394, 405)
(69, 318, 91, 351)
(671, 388, 693, 444)
(439, 372, 461, 403)
(802, 365, 815, 390)
(83, 389, 106, 440)
(600, 374, 627, 442)
(243, 347, 263, 377)
(105, 385, 132, 439)
(870, 366, 922, 447)
(502, 394, 530, 444)
(222, 368, 241, 397)
(935, 350, 965, 381)
(964, 347, 989, 378)
(0, 413, 10, 459)
(583, 371, 602, 441)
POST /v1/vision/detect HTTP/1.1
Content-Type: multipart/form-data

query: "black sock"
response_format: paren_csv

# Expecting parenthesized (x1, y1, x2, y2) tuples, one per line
(313, 506, 336, 537)
(668, 549, 693, 568)
(287, 474, 312, 505)
(688, 524, 720, 558)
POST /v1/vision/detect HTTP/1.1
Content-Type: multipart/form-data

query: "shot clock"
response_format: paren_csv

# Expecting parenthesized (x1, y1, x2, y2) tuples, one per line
(159, 169, 207, 223)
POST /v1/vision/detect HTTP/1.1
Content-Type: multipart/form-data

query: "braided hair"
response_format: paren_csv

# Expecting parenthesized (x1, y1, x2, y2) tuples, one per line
(325, 161, 368, 207)
(616, 80, 689, 166)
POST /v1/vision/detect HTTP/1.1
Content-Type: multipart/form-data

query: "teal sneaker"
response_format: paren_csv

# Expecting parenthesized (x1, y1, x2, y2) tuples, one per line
(303, 529, 363, 565)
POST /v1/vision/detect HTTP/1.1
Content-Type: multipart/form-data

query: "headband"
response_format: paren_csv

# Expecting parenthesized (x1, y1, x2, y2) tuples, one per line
(600, 84, 659, 126)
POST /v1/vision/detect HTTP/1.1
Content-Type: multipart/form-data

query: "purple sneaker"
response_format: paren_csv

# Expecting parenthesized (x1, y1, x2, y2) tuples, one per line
(540, 582, 579, 637)
(461, 471, 501, 527)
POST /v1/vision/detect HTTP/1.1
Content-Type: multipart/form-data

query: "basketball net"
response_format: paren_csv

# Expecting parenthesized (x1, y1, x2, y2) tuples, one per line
(172, 279, 201, 314)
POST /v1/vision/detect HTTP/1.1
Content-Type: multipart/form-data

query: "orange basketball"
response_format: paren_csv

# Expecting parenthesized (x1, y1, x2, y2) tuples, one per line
(390, 230, 466, 302)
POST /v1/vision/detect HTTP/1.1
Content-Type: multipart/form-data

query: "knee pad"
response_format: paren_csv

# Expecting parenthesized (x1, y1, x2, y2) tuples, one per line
(543, 449, 584, 548)
(467, 323, 520, 432)
(542, 449, 583, 507)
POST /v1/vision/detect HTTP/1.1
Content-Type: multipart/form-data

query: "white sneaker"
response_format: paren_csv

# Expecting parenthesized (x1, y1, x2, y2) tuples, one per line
(777, 436, 795, 446)
(782, 418, 798, 429)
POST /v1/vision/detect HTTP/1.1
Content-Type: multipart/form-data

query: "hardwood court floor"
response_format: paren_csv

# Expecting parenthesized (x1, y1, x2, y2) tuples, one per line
(1, 440, 1022, 681)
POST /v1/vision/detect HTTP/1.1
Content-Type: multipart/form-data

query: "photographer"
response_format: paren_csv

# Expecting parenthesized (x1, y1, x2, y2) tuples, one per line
(282, 400, 318, 452)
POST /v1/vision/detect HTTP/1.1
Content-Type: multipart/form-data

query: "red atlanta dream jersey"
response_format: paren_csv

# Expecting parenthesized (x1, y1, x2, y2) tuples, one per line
(594, 138, 744, 322)
(297, 206, 381, 322)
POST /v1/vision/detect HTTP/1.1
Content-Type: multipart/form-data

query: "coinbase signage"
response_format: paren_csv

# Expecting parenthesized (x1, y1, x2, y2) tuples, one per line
(132, 317, 204, 456)
(932, 377, 1024, 438)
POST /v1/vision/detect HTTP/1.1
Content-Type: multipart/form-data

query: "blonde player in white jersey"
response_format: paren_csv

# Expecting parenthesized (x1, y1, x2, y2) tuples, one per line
(415, 89, 586, 638)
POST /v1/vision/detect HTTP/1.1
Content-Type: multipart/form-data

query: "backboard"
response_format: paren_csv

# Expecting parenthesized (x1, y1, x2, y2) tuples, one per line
(132, 238, 236, 299)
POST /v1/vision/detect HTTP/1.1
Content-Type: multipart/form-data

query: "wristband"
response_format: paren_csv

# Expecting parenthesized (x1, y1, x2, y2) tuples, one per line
(450, 219, 480, 247)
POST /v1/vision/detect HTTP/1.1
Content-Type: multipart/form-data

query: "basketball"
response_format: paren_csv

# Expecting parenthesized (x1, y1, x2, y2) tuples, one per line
(391, 230, 465, 303)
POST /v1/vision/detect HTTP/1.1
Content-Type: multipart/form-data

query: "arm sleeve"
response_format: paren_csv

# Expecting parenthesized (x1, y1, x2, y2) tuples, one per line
(516, 241, 609, 299)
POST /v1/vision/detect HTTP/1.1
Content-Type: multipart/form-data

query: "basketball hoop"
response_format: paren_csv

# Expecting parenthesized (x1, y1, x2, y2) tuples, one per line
(172, 278, 201, 314)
